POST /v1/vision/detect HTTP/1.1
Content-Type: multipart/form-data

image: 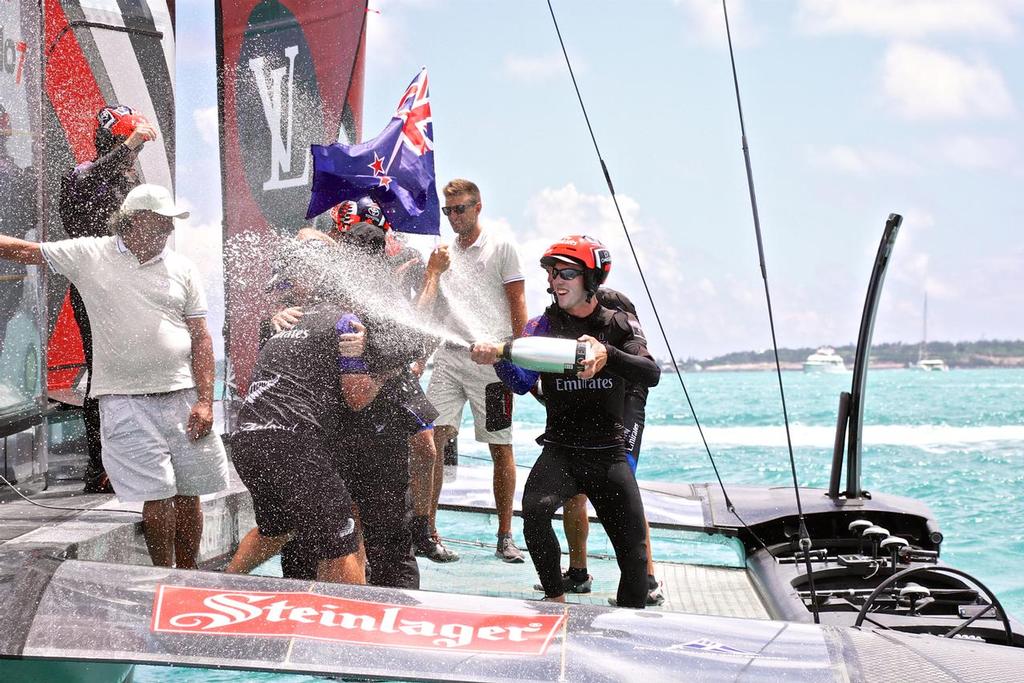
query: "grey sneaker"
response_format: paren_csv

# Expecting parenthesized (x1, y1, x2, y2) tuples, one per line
(646, 580, 665, 606)
(415, 534, 460, 563)
(495, 532, 525, 563)
(534, 570, 593, 594)
(607, 584, 666, 608)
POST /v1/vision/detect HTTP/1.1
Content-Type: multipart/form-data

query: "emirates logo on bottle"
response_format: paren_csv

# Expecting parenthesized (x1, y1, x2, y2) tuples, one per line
(152, 586, 564, 655)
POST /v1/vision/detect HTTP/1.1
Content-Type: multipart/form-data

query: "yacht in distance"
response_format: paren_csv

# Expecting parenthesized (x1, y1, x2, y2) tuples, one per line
(803, 346, 848, 373)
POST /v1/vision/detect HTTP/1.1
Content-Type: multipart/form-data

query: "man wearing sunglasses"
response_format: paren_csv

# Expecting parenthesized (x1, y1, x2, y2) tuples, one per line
(420, 178, 528, 563)
(469, 235, 660, 608)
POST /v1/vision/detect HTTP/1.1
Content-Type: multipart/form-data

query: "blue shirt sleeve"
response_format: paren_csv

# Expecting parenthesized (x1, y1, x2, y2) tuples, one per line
(494, 315, 545, 394)
(336, 313, 370, 374)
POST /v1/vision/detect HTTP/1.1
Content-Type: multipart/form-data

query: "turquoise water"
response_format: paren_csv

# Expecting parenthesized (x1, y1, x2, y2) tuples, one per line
(455, 367, 1024, 618)
(138, 368, 1024, 681)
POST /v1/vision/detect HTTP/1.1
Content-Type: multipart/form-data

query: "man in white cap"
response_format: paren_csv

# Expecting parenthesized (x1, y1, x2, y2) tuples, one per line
(0, 183, 230, 569)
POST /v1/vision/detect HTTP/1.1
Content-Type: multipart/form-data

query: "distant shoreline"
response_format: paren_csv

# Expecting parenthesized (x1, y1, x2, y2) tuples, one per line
(666, 340, 1024, 372)
(694, 361, 1024, 372)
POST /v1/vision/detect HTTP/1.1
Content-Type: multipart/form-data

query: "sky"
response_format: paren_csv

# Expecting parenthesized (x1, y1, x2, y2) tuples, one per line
(173, 0, 1024, 361)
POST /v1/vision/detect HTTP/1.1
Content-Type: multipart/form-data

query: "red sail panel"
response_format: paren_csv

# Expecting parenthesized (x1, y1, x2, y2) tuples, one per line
(46, 291, 85, 393)
(43, 0, 108, 163)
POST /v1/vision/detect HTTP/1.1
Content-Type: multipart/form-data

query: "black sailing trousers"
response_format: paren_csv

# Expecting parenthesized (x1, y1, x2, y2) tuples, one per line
(70, 285, 104, 485)
(282, 429, 419, 590)
(522, 443, 649, 608)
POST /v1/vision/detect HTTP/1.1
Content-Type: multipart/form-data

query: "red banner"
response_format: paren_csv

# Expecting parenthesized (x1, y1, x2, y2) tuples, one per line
(152, 586, 564, 656)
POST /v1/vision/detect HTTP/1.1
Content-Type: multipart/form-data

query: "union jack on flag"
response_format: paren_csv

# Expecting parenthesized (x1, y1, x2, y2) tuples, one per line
(306, 68, 439, 235)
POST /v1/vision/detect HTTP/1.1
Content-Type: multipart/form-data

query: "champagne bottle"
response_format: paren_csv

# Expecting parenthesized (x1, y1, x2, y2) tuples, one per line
(498, 337, 594, 373)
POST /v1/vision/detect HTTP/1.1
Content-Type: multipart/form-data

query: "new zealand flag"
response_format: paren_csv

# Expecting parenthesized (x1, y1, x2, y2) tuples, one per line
(305, 68, 439, 235)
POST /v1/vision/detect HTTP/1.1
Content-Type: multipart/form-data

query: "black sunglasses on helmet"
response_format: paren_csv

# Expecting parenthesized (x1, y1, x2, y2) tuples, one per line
(545, 266, 583, 281)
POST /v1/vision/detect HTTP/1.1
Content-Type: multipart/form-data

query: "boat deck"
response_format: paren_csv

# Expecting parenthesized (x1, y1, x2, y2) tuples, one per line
(250, 506, 771, 620)
(3, 467, 769, 622)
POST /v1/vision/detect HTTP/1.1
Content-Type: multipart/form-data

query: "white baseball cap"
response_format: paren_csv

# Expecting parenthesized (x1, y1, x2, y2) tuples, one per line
(120, 184, 190, 219)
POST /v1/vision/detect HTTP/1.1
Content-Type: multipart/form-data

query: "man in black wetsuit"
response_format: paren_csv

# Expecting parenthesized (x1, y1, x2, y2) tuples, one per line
(542, 286, 664, 605)
(58, 105, 156, 493)
(470, 235, 660, 608)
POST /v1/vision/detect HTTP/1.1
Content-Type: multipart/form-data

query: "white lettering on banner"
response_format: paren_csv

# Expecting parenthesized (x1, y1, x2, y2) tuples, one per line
(554, 377, 614, 391)
(249, 45, 311, 191)
(153, 586, 564, 655)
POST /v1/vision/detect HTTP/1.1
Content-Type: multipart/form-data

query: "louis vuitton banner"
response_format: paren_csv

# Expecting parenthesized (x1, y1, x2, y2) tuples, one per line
(215, 0, 367, 394)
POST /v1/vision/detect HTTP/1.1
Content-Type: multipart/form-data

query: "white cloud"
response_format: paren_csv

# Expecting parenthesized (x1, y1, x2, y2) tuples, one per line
(807, 144, 919, 176)
(502, 53, 569, 83)
(795, 0, 1020, 39)
(882, 43, 1014, 120)
(192, 106, 219, 147)
(674, 0, 758, 47)
(366, 7, 406, 69)
(940, 135, 1016, 169)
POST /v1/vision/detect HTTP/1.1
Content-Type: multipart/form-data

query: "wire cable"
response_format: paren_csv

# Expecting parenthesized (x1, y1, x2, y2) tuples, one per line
(545, 0, 773, 558)
(720, 0, 818, 620)
(0, 472, 142, 516)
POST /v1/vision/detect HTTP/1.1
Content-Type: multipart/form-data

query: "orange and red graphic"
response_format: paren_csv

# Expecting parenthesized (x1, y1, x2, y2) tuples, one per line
(152, 585, 564, 656)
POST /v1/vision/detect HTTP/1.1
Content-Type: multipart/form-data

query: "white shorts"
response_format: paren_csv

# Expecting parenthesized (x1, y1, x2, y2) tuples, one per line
(98, 388, 230, 502)
(426, 346, 512, 445)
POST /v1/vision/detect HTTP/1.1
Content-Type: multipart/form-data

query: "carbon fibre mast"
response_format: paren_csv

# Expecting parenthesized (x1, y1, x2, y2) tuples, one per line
(828, 214, 903, 501)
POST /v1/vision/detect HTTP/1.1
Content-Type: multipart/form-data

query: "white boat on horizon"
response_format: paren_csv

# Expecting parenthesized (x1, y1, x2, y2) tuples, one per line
(914, 357, 949, 372)
(803, 346, 848, 373)
(912, 294, 949, 371)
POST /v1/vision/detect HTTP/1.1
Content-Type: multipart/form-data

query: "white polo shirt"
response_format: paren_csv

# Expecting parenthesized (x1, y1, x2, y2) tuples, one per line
(439, 228, 523, 342)
(41, 236, 207, 396)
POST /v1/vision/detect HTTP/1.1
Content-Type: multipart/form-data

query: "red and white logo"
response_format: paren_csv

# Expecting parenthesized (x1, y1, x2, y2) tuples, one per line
(152, 585, 564, 656)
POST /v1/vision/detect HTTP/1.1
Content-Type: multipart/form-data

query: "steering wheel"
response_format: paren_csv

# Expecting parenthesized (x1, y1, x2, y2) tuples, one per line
(854, 566, 1014, 646)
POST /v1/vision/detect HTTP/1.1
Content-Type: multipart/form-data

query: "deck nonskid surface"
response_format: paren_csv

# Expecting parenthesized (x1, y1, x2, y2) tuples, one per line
(256, 507, 769, 619)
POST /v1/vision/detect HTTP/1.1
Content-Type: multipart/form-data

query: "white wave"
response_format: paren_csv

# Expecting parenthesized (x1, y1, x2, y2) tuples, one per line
(454, 422, 1024, 457)
(634, 423, 1024, 449)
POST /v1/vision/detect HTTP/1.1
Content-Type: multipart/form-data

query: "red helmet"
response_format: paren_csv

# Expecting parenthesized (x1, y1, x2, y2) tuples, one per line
(97, 105, 146, 138)
(330, 200, 359, 232)
(329, 196, 389, 233)
(540, 234, 611, 294)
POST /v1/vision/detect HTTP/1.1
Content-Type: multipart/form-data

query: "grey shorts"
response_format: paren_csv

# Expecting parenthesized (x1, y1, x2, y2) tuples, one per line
(426, 347, 512, 445)
(98, 389, 230, 502)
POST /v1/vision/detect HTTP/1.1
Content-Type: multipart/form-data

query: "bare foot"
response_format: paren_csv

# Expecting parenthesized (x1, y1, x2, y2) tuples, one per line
(541, 594, 566, 603)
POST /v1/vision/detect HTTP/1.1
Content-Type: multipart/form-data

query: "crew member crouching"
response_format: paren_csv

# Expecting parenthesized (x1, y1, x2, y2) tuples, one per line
(226, 240, 367, 584)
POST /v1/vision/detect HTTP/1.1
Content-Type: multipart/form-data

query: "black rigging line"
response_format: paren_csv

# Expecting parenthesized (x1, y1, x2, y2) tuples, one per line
(0, 473, 143, 516)
(544, 0, 774, 559)
(721, 0, 818, 621)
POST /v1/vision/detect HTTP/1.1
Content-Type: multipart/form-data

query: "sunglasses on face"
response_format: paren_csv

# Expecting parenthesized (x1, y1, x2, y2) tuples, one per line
(546, 266, 583, 281)
(441, 202, 475, 216)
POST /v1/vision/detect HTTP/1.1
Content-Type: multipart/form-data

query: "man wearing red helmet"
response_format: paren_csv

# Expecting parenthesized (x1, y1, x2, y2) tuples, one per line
(470, 235, 660, 608)
(59, 104, 157, 493)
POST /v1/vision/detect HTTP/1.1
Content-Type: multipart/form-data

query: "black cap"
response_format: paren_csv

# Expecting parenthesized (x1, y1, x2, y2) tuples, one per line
(339, 223, 386, 257)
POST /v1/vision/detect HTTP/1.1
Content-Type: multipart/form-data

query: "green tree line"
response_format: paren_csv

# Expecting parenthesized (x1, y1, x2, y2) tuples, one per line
(693, 340, 1024, 369)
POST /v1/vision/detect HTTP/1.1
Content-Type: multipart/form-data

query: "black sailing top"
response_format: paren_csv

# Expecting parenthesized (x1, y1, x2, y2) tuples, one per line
(495, 303, 660, 449)
(240, 300, 435, 440)
(236, 302, 350, 436)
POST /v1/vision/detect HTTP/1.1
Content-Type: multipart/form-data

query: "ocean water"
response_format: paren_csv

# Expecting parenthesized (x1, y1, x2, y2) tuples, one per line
(456, 367, 1024, 616)
(137, 368, 1024, 681)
